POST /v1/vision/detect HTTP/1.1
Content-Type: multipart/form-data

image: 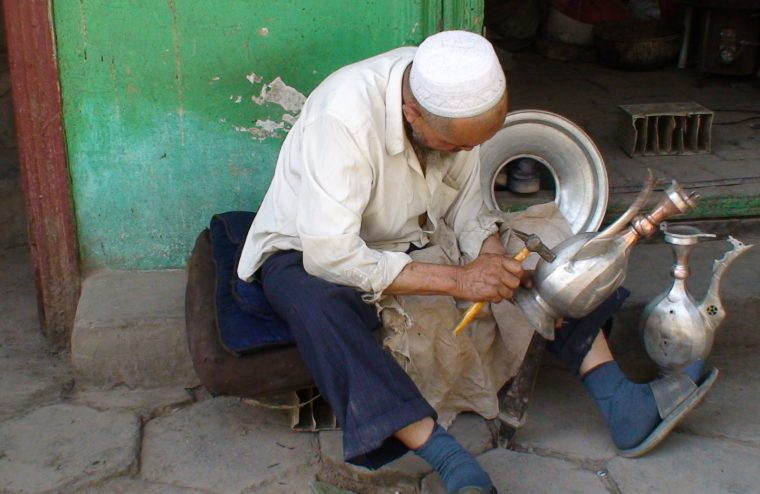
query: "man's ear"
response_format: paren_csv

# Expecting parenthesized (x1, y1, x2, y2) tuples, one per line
(402, 102, 422, 124)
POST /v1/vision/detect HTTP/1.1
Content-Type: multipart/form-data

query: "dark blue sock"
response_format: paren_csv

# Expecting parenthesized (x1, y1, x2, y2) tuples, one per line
(414, 424, 492, 494)
(582, 360, 704, 450)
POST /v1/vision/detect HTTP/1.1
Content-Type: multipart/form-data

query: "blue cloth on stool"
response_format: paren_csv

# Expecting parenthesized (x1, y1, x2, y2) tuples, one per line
(209, 211, 294, 356)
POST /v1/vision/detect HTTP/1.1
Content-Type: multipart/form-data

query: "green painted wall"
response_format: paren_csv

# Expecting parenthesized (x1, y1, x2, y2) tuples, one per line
(53, 0, 483, 269)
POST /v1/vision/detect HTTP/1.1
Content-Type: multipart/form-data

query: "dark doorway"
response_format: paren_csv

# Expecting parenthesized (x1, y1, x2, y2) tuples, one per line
(0, 3, 28, 251)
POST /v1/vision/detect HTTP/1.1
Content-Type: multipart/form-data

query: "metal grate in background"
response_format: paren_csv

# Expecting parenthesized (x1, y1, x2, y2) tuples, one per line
(618, 102, 714, 157)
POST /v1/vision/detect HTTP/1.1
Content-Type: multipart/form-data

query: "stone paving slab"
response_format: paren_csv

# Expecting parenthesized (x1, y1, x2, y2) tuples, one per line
(679, 352, 760, 448)
(0, 357, 73, 422)
(512, 364, 616, 462)
(318, 412, 494, 493)
(636, 156, 723, 183)
(0, 230, 120, 424)
(607, 432, 760, 494)
(421, 448, 610, 494)
(0, 404, 140, 494)
(318, 430, 427, 494)
(448, 413, 497, 454)
(71, 386, 193, 420)
(75, 477, 210, 494)
(241, 468, 324, 494)
(141, 397, 319, 494)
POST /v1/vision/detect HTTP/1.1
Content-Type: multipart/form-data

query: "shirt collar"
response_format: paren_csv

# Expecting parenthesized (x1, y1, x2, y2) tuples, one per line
(385, 54, 414, 156)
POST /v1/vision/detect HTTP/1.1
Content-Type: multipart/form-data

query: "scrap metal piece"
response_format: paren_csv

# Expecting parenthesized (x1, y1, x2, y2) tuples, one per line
(618, 102, 714, 156)
(497, 332, 546, 446)
(290, 388, 338, 432)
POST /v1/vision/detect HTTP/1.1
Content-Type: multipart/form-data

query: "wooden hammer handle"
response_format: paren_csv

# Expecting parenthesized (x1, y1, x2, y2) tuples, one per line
(452, 246, 531, 336)
(513, 246, 531, 263)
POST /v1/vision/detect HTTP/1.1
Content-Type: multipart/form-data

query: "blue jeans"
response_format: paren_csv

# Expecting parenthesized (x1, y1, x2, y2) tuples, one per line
(260, 250, 436, 469)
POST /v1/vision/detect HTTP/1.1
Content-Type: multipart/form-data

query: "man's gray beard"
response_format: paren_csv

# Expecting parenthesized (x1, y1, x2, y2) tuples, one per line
(410, 127, 445, 166)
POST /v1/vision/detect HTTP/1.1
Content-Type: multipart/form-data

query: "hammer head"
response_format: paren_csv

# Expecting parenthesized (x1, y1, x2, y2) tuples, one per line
(512, 229, 557, 263)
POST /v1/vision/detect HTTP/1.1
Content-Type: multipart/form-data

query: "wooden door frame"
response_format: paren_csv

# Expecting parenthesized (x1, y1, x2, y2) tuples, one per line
(3, 0, 80, 349)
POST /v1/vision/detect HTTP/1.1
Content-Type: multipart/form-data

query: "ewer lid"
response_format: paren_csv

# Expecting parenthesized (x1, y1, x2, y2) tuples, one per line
(661, 222, 717, 246)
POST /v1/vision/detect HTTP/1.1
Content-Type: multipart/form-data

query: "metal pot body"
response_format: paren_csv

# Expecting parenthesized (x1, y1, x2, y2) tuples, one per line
(533, 232, 632, 319)
(641, 283, 713, 372)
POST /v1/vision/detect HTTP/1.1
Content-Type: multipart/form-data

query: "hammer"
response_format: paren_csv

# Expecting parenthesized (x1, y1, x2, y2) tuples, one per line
(452, 229, 557, 336)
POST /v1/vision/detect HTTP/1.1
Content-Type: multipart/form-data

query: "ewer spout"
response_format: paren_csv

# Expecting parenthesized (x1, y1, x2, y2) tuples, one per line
(698, 236, 755, 332)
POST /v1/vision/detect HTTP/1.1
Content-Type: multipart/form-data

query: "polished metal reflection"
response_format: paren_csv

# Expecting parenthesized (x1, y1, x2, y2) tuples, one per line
(516, 171, 700, 336)
(479, 110, 609, 235)
(641, 224, 754, 373)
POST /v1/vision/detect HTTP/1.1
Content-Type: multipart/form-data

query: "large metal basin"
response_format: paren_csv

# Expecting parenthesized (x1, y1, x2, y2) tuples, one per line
(479, 110, 609, 234)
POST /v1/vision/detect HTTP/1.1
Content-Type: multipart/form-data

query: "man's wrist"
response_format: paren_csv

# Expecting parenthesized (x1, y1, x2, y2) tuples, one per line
(384, 261, 462, 298)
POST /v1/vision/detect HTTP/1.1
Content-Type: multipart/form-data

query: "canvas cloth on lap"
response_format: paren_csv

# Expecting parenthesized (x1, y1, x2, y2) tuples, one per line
(379, 203, 572, 427)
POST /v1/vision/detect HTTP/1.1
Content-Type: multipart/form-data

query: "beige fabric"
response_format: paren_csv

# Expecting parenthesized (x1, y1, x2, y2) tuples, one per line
(379, 203, 573, 426)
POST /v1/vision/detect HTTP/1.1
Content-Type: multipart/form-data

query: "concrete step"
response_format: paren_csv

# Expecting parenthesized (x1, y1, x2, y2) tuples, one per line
(71, 269, 198, 389)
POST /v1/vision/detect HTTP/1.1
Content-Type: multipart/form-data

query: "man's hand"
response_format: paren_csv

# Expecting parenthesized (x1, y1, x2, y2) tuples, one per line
(384, 231, 530, 301)
(479, 232, 507, 256)
(455, 253, 523, 302)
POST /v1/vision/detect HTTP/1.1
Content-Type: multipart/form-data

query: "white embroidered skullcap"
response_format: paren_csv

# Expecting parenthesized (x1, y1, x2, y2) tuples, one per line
(410, 30, 506, 119)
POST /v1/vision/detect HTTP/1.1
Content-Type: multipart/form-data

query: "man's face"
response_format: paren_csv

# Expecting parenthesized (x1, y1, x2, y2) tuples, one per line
(408, 94, 508, 155)
(409, 119, 475, 154)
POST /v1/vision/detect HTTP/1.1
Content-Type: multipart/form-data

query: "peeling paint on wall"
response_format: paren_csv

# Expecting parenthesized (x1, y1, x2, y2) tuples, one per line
(246, 72, 263, 84)
(233, 74, 306, 141)
(235, 119, 285, 140)
(251, 76, 306, 112)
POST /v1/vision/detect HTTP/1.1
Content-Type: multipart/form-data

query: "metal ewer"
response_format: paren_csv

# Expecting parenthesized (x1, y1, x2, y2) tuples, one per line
(640, 223, 754, 373)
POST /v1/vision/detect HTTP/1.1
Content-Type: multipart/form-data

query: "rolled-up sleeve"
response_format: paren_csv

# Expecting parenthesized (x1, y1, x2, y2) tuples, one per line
(444, 151, 502, 263)
(296, 115, 412, 299)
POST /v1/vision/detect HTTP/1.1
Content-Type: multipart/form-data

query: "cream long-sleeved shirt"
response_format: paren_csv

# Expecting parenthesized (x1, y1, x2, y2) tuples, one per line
(237, 47, 499, 300)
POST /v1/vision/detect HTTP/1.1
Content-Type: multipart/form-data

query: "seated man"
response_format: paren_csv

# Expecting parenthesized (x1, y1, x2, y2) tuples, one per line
(238, 30, 714, 494)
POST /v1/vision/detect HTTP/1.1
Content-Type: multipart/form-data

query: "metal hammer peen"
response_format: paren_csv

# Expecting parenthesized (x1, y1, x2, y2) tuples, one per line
(452, 229, 557, 336)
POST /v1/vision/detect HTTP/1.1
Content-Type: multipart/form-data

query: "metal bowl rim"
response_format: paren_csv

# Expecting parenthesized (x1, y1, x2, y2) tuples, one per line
(479, 109, 609, 233)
